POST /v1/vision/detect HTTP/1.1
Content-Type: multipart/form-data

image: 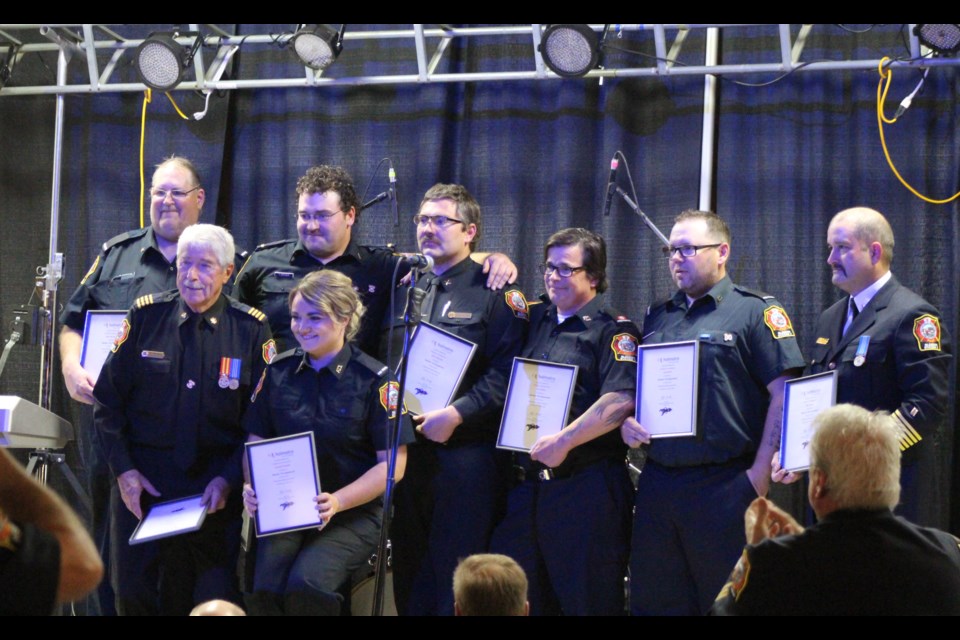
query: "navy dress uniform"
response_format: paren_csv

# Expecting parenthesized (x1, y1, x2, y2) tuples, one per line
(242, 344, 415, 615)
(631, 276, 805, 616)
(234, 237, 402, 355)
(93, 290, 273, 616)
(391, 257, 528, 616)
(807, 276, 952, 526)
(710, 508, 960, 615)
(60, 225, 247, 614)
(489, 294, 638, 616)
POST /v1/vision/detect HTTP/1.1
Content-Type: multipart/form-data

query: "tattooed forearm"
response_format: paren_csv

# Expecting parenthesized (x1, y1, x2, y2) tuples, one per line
(588, 391, 635, 430)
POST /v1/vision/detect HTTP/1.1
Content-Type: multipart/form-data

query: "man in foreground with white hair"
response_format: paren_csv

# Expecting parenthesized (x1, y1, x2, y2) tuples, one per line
(712, 403, 960, 615)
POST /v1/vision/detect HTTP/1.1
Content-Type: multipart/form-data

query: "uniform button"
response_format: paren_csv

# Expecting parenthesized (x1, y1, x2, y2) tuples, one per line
(169, 266, 175, 271)
(828, 362, 836, 370)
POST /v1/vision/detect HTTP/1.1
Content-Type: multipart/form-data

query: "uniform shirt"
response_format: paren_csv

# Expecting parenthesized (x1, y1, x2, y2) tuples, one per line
(807, 275, 952, 455)
(243, 343, 415, 509)
(414, 257, 528, 445)
(522, 294, 639, 473)
(60, 226, 245, 332)
(234, 237, 402, 355)
(710, 508, 960, 615)
(642, 276, 805, 467)
(93, 291, 273, 489)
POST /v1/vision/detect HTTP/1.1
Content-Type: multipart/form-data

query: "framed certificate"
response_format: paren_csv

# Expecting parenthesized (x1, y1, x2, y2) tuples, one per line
(401, 322, 478, 415)
(129, 494, 207, 545)
(80, 310, 128, 382)
(246, 432, 322, 537)
(497, 358, 578, 453)
(636, 340, 699, 438)
(779, 371, 838, 473)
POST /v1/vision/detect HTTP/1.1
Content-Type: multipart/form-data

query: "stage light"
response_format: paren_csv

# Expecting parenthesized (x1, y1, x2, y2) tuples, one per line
(539, 24, 602, 78)
(134, 32, 193, 91)
(292, 24, 344, 70)
(914, 24, 960, 55)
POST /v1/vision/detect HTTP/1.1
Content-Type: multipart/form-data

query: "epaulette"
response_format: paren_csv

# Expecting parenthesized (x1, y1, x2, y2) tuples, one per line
(230, 300, 268, 323)
(102, 227, 149, 252)
(253, 238, 296, 252)
(236, 249, 250, 261)
(599, 305, 635, 325)
(355, 351, 390, 377)
(133, 289, 177, 309)
(272, 348, 301, 363)
(734, 284, 774, 301)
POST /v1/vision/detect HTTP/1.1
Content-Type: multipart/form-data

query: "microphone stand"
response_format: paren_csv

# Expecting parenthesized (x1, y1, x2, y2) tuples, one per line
(370, 269, 426, 616)
(612, 186, 670, 247)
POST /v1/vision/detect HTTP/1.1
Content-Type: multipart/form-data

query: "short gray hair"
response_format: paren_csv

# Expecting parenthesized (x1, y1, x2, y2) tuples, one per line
(177, 224, 235, 268)
(810, 404, 901, 511)
(453, 554, 528, 616)
(830, 207, 895, 265)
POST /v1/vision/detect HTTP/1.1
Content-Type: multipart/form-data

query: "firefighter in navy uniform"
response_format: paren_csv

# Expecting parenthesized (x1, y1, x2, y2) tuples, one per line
(778, 207, 953, 528)
(241, 270, 415, 616)
(391, 184, 528, 616)
(93, 225, 273, 616)
(622, 210, 805, 616)
(490, 227, 638, 616)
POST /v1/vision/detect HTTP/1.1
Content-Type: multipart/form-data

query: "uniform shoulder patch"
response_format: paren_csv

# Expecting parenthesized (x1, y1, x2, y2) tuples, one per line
(762, 305, 795, 339)
(913, 314, 942, 351)
(504, 289, 529, 320)
(111, 318, 131, 353)
(80, 255, 101, 285)
(262, 339, 278, 364)
(716, 548, 752, 604)
(610, 332, 638, 362)
(379, 380, 407, 417)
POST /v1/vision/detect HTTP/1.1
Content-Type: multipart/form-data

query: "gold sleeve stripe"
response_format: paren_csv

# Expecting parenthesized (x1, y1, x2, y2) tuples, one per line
(134, 293, 154, 309)
(893, 410, 923, 451)
(247, 307, 267, 322)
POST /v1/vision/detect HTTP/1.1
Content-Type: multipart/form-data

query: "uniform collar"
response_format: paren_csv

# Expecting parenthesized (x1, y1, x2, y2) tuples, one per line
(851, 270, 892, 315)
(296, 342, 353, 379)
(543, 292, 604, 325)
(670, 275, 734, 311)
(424, 254, 474, 288)
(177, 294, 227, 330)
(142, 227, 173, 264)
(291, 236, 362, 266)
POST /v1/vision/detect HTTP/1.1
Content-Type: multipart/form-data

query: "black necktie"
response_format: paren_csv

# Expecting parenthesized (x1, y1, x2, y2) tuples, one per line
(174, 313, 204, 471)
(842, 297, 859, 337)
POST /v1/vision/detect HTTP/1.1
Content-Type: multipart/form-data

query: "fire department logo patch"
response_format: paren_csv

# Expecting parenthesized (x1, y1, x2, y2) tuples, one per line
(263, 339, 278, 364)
(111, 319, 130, 353)
(763, 305, 795, 339)
(913, 314, 942, 351)
(611, 333, 638, 362)
(505, 290, 529, 320)
(379, 381, 405, 416)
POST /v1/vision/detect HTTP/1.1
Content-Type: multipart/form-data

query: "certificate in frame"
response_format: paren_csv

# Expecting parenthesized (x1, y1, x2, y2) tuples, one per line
(636, 340, 699, 438)
(497, 357, 578, 453)
(245, 431, 323, 537)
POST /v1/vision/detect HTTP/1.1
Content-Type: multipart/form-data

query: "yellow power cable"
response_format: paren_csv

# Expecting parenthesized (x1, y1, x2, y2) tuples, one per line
(164, 92, 191, 120)
(876, 57, 960, 204)
(139, 88, 152, 228)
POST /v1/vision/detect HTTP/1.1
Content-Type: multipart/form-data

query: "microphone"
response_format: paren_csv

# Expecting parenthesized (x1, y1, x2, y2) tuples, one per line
(602, 156, 619, 216)
(389, 164, 399, 226)
(402, 253, 435, 271)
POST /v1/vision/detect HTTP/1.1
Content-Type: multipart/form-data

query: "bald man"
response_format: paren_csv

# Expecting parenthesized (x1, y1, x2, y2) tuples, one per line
(791, 207, 952, 526)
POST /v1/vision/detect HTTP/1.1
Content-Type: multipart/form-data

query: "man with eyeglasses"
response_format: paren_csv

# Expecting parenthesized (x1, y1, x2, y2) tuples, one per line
(391, 184, 528, 616)
(234, 166, 517, 356)
(489, 227, 638, 616)
(58, 156, 244, 615)
(773, 207, 952, 527)
(620, 209, 804, 616)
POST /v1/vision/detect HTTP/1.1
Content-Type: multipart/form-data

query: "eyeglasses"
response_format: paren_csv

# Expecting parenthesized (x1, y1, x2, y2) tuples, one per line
(661, 243, 722, 259)
(150, 186, 200, 200)
(412, 214, 465, 228)
(297, 210, 344, 224)
(539, 263, 586, 278)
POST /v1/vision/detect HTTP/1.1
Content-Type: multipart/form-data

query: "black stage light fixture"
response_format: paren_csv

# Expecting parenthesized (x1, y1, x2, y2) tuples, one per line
(134, 31, 199, 91)
(914, 24, 960, 55)
(539, 24, 604, 78)
(292, 24, 345, 70)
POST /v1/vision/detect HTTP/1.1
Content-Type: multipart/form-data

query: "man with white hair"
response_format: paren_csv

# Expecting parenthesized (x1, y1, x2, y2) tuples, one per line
(712, 403, 960, 615)
(94, 224, 273, 616)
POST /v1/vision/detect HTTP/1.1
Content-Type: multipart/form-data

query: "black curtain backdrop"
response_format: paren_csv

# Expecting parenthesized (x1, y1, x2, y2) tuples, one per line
(1, 24, 957, 529)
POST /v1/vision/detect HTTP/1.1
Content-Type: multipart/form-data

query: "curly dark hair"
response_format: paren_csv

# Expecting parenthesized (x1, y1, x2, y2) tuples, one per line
(296, 165, 359, 215)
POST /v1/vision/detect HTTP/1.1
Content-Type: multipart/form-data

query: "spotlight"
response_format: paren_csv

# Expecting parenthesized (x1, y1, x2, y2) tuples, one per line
(134, 32, 198, 92)
(914, 24, 960, 55)
(539, 24, 604, 78)
(292, 24, 344, 70)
